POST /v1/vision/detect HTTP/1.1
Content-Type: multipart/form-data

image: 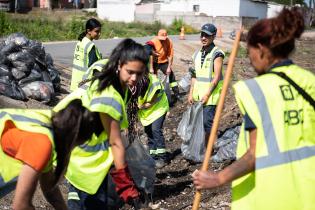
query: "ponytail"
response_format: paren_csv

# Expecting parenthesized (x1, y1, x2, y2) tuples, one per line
(247, 7, 305, 58)
(78, 31, 87, 41)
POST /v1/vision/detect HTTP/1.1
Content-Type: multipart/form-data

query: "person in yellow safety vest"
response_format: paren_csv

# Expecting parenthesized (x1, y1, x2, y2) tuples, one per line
(0, 99, 104, 210)
(192, 7, 315, 210)
(188, 23, 225, 147)
(54, 39, 148, 210)
(78, 58, 108, 90)
(70, 18, 102, 91)
(137, 72, 169, 169)
(149, 30, 181, 106)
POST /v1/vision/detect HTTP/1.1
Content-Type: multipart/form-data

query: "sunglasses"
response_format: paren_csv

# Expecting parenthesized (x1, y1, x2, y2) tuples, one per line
(200, 32, 213, 38)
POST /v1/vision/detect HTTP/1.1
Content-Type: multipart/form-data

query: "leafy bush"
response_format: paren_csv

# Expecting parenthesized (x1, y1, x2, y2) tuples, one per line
(0, 12, 198, 41)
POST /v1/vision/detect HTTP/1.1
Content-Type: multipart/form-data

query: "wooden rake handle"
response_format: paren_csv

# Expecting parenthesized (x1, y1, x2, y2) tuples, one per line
(192, 30, 242, 210)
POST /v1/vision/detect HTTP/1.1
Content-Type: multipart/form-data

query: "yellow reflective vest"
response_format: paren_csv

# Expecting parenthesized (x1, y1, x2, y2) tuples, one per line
(0, 109, 54, 195)
(54, 80, 128, 194)
(232, 64, 315, 210)
(80, 59, 108, 90)
(138, 74, 169, 126)
(70, 37, 102, 91)
(192, 46, 225, 105)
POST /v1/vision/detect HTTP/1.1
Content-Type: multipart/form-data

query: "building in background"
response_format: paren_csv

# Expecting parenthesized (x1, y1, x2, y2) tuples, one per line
(135, 0, 268, 32)
(97, 0, 137, 22)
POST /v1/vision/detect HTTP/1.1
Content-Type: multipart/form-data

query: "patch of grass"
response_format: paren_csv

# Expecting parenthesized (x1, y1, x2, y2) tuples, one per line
(0, 12, 198, 42)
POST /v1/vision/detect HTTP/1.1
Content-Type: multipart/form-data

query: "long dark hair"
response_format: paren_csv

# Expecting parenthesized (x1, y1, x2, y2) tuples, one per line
(93, 38, 149, 143)
(247, 7, 304, 58)
(94, 38, 149, 95)
(78, 18, 102, 41)
(51, 99, 103, 185)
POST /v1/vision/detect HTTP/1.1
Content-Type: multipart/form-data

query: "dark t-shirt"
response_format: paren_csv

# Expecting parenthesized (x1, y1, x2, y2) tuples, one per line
(88, 46, 98, 67)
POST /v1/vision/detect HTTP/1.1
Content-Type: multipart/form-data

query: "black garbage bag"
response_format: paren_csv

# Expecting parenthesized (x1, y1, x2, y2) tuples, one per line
(8, 51, 35, 71)
(27, 40, 46, 63)
(45, 53, 54, 66)
(47, 65, 61, 91)
(0, 64, 11, 76)
(5, 33, 29, 48)
(21, 81, 54, 103)
(0, 79, 26, 100)
(41, 71, 52, 83)
(11, 68, 26, 80)
(18, 69, 42, 86)
(0, 42, 20, 56)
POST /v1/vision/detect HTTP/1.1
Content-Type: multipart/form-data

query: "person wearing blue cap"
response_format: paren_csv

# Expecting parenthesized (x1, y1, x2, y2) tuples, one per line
(188, 23, 225, 147)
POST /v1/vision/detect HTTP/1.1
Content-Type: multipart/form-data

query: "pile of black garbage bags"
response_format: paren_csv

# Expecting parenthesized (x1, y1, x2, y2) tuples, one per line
(0, 33, 61, 103)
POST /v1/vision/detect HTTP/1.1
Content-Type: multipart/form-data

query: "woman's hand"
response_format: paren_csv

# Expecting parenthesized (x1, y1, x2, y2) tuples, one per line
(138, 102, 152, 109)
(188, 94, 194, 105)
(192, 169, 223, 190)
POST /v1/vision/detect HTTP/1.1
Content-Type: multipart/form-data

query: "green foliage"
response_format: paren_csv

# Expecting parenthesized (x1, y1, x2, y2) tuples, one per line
(0, 12, 198, 41)
(66, 17, 86, 40)
(169, 18, 199, 35)
(0, 12, 10, 35)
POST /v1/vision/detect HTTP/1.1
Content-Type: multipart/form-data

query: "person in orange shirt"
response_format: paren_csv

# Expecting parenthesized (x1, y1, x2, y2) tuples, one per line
(150, 29, 181, 105)
(0, 100, 103, 210)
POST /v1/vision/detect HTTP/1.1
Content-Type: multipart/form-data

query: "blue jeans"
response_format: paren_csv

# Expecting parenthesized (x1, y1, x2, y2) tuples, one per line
(67, 177, 108, 210)
(203, 105, 216, 135)
(144, 114, 166, 158)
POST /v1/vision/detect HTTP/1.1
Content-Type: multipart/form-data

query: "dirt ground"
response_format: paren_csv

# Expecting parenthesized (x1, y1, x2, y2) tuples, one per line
(0, 32, 315, 210)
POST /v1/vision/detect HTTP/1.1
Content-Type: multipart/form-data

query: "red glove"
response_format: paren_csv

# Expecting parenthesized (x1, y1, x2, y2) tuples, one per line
(110, 165, 139, 203)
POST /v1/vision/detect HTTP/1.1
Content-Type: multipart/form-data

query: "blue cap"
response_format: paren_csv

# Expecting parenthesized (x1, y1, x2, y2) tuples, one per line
(201, 24, 217, 36)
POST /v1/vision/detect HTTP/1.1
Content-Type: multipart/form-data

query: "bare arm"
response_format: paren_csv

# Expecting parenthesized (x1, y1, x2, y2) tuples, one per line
(13, 164, 38, 210)
(201, 57, 223, 104)
(192, 128, 257, 189)
(188, 77, 196, 104)
(40, 170, 67, 210)
(100, 113, 125, 169)
(166, 40, 174, 74)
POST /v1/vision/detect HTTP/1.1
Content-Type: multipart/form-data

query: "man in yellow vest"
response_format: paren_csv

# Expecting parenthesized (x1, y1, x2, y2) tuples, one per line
(188, 23, 225, 146)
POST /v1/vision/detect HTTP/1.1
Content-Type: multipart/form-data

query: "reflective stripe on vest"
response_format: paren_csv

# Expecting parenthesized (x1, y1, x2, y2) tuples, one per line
(138, 74, 169, 126)
(195, 47, 223, 82)
(65, 82, 127, 194)
(0, 112, 51, 129)
(70, 37, 101, 91)
(78, 139, 109, 152)
(0, 110, 53, 197)
(192, 47, 225, 105)
(90, 97, 122, 121)
(244, 79, 315, 169)
(80, 59, 108, 90)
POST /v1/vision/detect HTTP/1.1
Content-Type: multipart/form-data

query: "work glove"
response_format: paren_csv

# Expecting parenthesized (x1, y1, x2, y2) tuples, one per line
(110, 165, 139, 204)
